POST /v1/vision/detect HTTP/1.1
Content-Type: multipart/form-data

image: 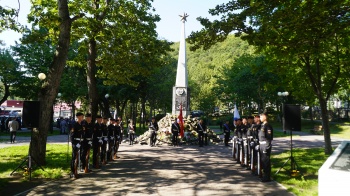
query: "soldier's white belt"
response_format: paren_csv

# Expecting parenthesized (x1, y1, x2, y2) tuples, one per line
(85, 138, 92, 140)
(74, 138, 81, 141)
(259, 141, 267, 144)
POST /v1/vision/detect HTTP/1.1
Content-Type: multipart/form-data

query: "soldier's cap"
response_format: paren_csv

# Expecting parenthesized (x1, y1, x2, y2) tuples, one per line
(234, 117, 238, 121)
(103, 116, 108, 119)
(85, 113, 92, 117)
(151, 117, 155, 119)
(254, 115, 260, 118)
(116, 119, 120, 122)
(248, 116, 254, 119)
(237, 118, 242, 121)
(110, 118, 116, 121)
(76, 112, 84, 117)
(96, 115, 102, 118)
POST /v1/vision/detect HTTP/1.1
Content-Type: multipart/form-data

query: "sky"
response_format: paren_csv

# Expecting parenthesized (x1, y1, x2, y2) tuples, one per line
(0, 0, 230, 46)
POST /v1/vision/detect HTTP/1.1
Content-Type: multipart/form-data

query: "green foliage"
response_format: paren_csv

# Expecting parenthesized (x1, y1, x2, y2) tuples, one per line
(10, 29, 55, 100)
(0, 48, 21, 103)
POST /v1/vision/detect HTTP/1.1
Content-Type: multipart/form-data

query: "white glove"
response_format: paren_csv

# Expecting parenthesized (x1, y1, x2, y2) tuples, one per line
(255, 145, 259, 151)
(111, 137, 114, 140)
(88, 141, 93, 146)
(99, 139, 103, 143)
(76, 143, 81, 148)
(104, 138, 108, 141)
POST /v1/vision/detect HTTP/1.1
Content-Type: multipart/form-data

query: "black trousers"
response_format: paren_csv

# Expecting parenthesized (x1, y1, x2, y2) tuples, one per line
(150, 131, 157, 146)
(101, 139, 107, 162)
(10, 131, 16, 143)
(107, 138, 114, 160)
(224, 134, 230, 146)
(198, 133, 204, 146)
(71, 142, 80, 173)
(204, 133, 208, 145)
(81, 140, 92, 169)
(259, 143, 271, 180)
(129, 133, 135, 144)
(172, 132, 179, 146)
(92, 140, 101, 167)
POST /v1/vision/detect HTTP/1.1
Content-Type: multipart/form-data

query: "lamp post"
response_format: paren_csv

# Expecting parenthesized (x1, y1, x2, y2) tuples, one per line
(38, 73, 46, 81)
(278, 91, 289, 134)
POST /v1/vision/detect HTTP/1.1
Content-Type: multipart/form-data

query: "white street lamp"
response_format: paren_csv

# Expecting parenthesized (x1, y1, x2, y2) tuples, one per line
(38, 73, 46, 80)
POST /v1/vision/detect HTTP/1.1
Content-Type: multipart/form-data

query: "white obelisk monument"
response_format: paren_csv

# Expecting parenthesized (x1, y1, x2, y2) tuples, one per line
(172, 13, 190, 117)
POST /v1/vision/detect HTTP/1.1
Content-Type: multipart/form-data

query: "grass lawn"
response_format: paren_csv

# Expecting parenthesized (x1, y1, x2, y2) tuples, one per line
(272, 148, 329, 196)
(0, 144, 71, 191)
(0, 129, 61, 137)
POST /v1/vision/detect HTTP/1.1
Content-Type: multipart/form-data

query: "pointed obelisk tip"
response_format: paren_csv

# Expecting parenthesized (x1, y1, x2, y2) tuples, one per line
(179, 12, 189, 22)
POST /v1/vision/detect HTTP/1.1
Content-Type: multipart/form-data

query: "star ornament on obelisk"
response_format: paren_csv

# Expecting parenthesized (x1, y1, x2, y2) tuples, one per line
(172, 13, 190, 117)
(179, 13, 189, 22)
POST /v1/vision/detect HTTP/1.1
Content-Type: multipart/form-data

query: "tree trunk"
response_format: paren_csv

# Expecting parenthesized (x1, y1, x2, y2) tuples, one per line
(101, 97, 112, 118)
(319, 97, 333, 154)
(87, 38, 99, 120)
(32, 0, 72, 165)
(0, 82, 10, 105)
(309, 105, 314, 123)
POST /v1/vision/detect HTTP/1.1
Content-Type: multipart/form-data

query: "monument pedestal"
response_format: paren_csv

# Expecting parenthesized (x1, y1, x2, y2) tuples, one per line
(172, 86, 190, 117)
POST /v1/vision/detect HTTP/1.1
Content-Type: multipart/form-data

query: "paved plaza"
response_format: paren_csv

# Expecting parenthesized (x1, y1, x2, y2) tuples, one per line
(0, 130, 345, 195)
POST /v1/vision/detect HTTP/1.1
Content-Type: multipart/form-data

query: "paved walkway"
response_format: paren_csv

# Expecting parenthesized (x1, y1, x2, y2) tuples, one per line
(0, 129, 347, 195)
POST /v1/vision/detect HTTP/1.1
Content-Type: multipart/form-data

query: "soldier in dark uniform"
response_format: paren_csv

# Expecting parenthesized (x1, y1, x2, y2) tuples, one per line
(81, 113, 94, 173)
(101, 117, 108, 165)
(171, 118, 180, 146)
(117, 117, 124, 145)
(149, 117, 158, 147)
(259, 113, 273, 182)
(241, 118, 249, 167)
(223, 120, 231, 146)
(246, 116, 254, 170)
(107, 118, 116, 161)
(196, 119, 205, 147)
(114, 119, 122, 159)
(70, 112, 84, 178)
(250, 115, 261, 174)
(93, 115, 103, 169)
(234, 118, 243, 163)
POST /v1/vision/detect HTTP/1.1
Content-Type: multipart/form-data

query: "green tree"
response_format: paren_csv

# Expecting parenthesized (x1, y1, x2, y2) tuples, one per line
(25, 0, 83, 164)
(0, 48, 21, 105)
(189, 0, 350, 154)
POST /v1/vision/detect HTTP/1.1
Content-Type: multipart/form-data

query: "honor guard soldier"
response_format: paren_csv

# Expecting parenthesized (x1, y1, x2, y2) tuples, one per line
(241, 118, 249, 167)
(259, 113, 273, 182)
(232, 119, 238, 160)
(149, 117, 158, 147)
(246, 116, 254, 170)
(70, 112, 84, 178)
(171, 118, 180, 146)
(101, 117, 109, 165)
(114, 119, 122, 159)
(223, 120, 231, 146)
(250, 115, 261, 175)
(117, 117, 124, 144)
(234, 118, 243, 163)
(196, 118, 205, 147)
(107, 119, 116, 161)
(81, 113, 94, 173)
(93, 115, 103, 169)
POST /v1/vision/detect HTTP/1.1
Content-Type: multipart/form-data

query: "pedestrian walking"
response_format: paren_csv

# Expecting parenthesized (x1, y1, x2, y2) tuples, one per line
(9, 117, 19, 143)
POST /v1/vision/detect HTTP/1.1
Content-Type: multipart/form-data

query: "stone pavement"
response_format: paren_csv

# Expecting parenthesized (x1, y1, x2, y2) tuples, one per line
(16, 143, 292, 196)
(1, 129, 347, 196)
